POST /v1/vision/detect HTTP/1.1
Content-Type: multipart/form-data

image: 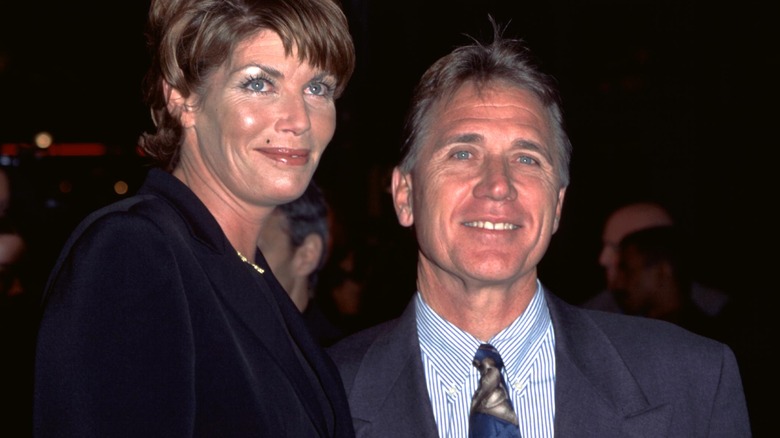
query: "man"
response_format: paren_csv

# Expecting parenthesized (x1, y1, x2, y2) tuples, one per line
(257, 182, 344, 346)
(612, 225, 719, 339)
(582, 201, 730, 316)
(0, 168, 11, 218)
(328, 29, 750, 437)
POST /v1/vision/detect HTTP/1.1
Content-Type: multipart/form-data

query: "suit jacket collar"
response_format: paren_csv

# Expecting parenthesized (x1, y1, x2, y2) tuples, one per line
(545, 290, 672, 436)
(348, 298, 439, 437)
(138, 168, 229, 253)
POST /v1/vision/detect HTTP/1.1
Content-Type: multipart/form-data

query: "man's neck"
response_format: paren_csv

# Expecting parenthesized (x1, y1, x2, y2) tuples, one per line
(418, 279, 538, 341)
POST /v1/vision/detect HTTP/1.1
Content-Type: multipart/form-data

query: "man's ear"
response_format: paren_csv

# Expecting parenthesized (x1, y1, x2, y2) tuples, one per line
(552, 186, 567, 233)
(163, 80, 196, 128)
(391, 167, 415, 227)
(293, 233, 324, 278)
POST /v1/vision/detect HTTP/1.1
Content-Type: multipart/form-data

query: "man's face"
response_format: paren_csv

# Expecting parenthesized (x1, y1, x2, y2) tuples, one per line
(392, 81, 566, 289)
(613, 245, 658, 316)
(0, 233, 24, 296)
(598, 204, 673, 290)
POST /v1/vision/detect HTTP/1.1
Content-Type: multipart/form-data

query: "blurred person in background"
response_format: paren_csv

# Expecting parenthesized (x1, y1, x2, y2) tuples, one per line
(33, 0, 355, 436)
(258, 181, 344, 346)
(0, 167, 12, 218)
(612, 225, 720, 339)
(581, 200, 730, 316)
(0, 216, 37, 437)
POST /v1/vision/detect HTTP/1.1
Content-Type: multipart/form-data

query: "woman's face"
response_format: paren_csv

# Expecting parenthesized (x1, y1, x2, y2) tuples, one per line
(177, 30, 338, 208)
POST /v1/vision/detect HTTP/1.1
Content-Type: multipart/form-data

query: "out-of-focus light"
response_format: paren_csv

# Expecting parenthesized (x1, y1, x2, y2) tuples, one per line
(35, 132, 53, 149)
(114, 180, 129, 195)
(59, 179, 72, 194)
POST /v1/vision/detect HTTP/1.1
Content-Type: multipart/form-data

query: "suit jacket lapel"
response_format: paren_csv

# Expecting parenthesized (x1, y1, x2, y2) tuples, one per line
(198, 236, 331, 437)
(255, 250, 354, 438)
(546, 291, 672, 437)
(348, 300, 439, 438)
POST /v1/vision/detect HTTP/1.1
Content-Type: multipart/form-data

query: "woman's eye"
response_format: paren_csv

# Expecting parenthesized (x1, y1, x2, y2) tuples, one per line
(307, 81, 333, 97)
(243, 77, 271, 93)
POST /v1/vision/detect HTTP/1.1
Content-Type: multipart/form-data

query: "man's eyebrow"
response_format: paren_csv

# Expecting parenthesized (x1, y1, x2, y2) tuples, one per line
(439, 133, 483, 147)
(513, 139, 552, 162)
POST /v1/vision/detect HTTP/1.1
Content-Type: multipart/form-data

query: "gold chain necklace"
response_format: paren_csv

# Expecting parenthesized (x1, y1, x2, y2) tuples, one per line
(236, 250, 264, 274)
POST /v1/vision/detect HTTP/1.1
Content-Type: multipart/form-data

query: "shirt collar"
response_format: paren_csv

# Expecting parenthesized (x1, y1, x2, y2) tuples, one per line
(416, 281, 551, 387)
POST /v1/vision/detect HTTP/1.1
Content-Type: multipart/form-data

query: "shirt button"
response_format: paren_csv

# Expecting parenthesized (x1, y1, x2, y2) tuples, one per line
(446, 386, 458, 397)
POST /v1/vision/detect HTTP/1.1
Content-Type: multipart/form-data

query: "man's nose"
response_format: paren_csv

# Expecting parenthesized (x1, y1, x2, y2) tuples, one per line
(473, 157, 517, 201)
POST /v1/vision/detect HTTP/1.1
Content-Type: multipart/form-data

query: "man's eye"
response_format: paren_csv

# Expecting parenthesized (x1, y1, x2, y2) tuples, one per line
(453, 150, 471, 160)
(518, 155, 538, 165)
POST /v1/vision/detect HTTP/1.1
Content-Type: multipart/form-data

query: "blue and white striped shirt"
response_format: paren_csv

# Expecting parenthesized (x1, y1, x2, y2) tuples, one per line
(416, 282, 556, 438)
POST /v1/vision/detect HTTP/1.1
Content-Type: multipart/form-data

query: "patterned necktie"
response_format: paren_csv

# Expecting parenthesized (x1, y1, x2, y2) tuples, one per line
(469, 344, 522, 438)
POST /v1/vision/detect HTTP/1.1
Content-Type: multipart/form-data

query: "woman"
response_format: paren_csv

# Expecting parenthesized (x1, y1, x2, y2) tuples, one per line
(33, 0, 355, 436)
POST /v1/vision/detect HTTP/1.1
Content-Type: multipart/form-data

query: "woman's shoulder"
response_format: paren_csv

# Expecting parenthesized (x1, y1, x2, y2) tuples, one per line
(69, 193, 177, 242)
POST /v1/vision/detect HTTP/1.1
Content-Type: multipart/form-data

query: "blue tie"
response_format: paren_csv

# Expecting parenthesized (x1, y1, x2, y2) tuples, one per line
(469, 344, 522, 438)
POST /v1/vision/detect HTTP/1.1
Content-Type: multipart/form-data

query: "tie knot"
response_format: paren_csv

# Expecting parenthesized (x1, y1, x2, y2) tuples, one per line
(473, 343, 504, 370)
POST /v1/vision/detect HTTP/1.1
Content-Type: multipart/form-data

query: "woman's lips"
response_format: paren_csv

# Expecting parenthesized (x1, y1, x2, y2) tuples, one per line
(258, 148, 310, 165)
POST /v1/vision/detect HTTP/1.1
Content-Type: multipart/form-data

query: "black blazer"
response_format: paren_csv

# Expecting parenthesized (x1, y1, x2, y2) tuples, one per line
(328, 289, 751, 437)
(34, 169, 354, 437)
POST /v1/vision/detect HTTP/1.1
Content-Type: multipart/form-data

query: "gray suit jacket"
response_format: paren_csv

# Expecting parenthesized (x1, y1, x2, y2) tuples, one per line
(328, 289, 750, 437)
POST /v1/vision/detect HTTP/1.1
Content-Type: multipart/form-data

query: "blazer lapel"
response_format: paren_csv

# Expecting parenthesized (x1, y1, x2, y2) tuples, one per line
(146, 169, 330, 436)
(128, 170, 337, 436)
(546, 291, 672, 437)
(201, 250, 330, 436)
(256, 249, 354, 438)
(348, 300, 439, 438)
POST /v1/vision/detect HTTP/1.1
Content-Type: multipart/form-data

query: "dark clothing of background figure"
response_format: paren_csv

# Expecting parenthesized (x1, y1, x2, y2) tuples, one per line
(34, 169, 354, 437)
(304, 299, 346, 347)
(581, 282, 730, 318)
(1, 289, 39, 437)
(328, 288, 750, 438)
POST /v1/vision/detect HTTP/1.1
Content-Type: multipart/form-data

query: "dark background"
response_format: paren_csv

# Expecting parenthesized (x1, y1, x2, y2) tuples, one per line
(1, 0, 775, 301)
(1, 0, 775, 434)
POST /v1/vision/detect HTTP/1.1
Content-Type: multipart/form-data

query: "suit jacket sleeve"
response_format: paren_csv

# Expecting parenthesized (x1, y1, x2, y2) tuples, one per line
(35, 211, 196, 437)
(710, 344, 751, 436)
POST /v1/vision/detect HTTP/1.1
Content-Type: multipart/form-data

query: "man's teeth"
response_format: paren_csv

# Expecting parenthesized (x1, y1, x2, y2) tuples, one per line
(463, 221, 518, 230)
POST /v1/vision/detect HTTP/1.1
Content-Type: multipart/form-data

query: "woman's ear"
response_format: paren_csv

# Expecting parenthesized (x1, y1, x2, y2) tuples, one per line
(163, 80, 196, 128)
(392, 167, 414, 227)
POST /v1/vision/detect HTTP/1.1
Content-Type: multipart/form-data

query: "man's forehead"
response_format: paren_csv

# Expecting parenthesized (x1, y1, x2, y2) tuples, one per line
(605, 204, 674, 241)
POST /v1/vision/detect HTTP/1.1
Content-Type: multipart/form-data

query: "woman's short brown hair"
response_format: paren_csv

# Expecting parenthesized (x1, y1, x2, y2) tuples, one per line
(139, 0, 355, 170)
